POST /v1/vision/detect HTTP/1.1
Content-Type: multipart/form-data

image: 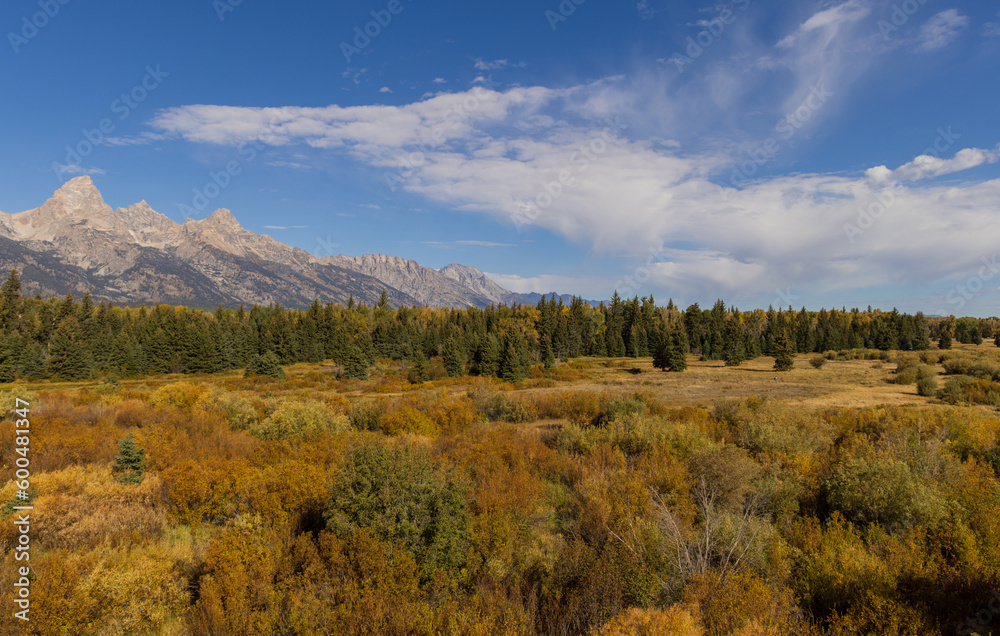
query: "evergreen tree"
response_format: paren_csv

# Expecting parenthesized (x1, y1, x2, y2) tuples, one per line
(473, 334, 500, 377)
(112, 434, 146, 484)
(244, 351, 286, 378)
(343, 347, 370, 380)
(938, 320, 953, 350)
(722, 314, 746, 367)
(443, 337, 464, 378)
(995, 332, 1000, 348)
(0, 269, 22, 331)
(667, 325, 688, 372)
(652, 339, 670, 371)
(541, 336, 555, 373)
(407, 352, 430, 384)
(773, 328, 794, 372)
(0, 332, 16, 382)
(47, 318, 95, 380)
(498, 330, 531, 383)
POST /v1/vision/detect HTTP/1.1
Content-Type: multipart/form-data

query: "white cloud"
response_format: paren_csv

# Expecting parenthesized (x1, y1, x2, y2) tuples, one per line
(379, 86, 393, 93)
(53, 164, 106, 176)
(776, 0, 871, 49)
(433, 77, 447, 84)
(486, 273, 612, 297)
(422, 240, 515, 247)
(146, 73, 1000, 302)
(867, 146, 1000, 184)
(359, 203, 381, 209)
(915, 9, 969, 52)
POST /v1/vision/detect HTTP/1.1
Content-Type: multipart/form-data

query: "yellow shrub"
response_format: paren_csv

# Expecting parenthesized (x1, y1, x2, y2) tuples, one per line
(251, 399, 350, 440)
(149, 381, 206, 409)
(593, 605, 703, 636)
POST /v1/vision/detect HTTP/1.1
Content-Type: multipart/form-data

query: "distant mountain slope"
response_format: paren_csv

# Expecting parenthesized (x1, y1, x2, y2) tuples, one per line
(0, 177, 594, 309)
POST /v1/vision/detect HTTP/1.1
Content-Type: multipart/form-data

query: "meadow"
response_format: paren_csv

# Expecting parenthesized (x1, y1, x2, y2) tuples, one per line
(1, 342, 999, 635)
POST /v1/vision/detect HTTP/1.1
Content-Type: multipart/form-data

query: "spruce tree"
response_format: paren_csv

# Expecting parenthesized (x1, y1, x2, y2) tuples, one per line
(343, 347, 370, 380)
(0, 269, 21, 331)
(407, 352, 429, 384)
(498, 330, 531, 383)
(244, 351, 286, 378)
(667, 326, 688, 372)
(113, 434, 146, 484)
(773, 328, 794, 372)
(0, 332, 16, 383)
(938, 321, 953, 350)
(653, 340, 670, 371)
(443, 337, 464, 377)
(541, 336, 555, 372)
(47, 318, 95, 380)
(722, 314, 747, 367)
(995, 333, 1000, 348)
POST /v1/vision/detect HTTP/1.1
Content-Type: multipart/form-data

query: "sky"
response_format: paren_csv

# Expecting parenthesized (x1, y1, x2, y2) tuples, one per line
(1, 0, 999, 316)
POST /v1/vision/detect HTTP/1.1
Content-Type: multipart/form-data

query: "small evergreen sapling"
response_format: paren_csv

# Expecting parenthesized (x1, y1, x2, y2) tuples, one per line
(113, 434, 146, 484)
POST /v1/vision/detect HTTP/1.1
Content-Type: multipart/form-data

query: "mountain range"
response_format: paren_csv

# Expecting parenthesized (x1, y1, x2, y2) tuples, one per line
(0, 177, 591, 310)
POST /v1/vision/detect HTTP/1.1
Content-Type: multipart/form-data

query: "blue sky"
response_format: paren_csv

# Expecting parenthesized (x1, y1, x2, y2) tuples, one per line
(2, 0, 1000, 315)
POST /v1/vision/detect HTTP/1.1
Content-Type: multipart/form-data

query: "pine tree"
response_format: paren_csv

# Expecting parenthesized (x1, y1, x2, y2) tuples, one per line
(47, 318, 95, 380)
(498, 330, 531, 383)
(938, 320, 953, 350)
(113, 434, 146, 484)
(343, 347, 370, 380)
(722, 313, 746, 367)
(407, 352, 429, 384)
(773, 328, 794, 372)
(0, 332, 16, 383)
(995, 332, 1000, 348)
(667, 325, 688, 372)
(443, 337, 464, 377)
(0, 269, 22, 331)
(473, 334, 500, 377)
(541, 336, 555, 372)
(652, 339, 670, 371)
(244, 351, 286, 378)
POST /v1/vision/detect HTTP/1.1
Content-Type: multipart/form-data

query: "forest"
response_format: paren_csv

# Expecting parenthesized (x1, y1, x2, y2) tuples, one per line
(1, 267, 1000, 635)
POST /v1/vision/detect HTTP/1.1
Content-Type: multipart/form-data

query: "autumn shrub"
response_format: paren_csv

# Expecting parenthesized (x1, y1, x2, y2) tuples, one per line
(824, 457, 946, 529)
(916, 375, 937, 396)
(348, 397, 386, 431)
(482, 391, 537, 423)
(938, 376, 1000, 406)
(196, 389, 259, 430)
(149, 381, 206, 409)
(682, 570, 804, 636)
(0, 388, 38, 419)
(597, 396, 648, 427)
(251, 399, 350, 440)
(809, 356, 826, 369)
(592, 604, 703, 636)
(380, 403, 438, 435)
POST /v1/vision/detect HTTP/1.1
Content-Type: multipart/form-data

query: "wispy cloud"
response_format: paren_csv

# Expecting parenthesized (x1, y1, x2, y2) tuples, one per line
(915, 9, 969, 52)
(379, 86, 393, 93)
(867, 145, 1000, 185)
(422, 240, 516, 247)
(53, 164, 105, 176)
(263, 225, 309, 230)
(433, 77, 447, 84)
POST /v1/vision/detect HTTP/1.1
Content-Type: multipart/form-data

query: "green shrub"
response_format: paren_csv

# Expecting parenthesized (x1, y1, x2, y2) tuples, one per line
(325, 440, 470, 582)
(483, 392, 536, 423)
(596, 396, 647, 427)
(251, 399, 349, 440)
(244, 352, 285, 379)
(824, 457, 946, 529)
(916, 376, 937, 397)
(810, 356, 827, 369)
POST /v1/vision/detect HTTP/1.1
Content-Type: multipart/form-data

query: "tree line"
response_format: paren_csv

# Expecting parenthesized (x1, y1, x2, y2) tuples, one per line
(0, 269, 995, 382)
